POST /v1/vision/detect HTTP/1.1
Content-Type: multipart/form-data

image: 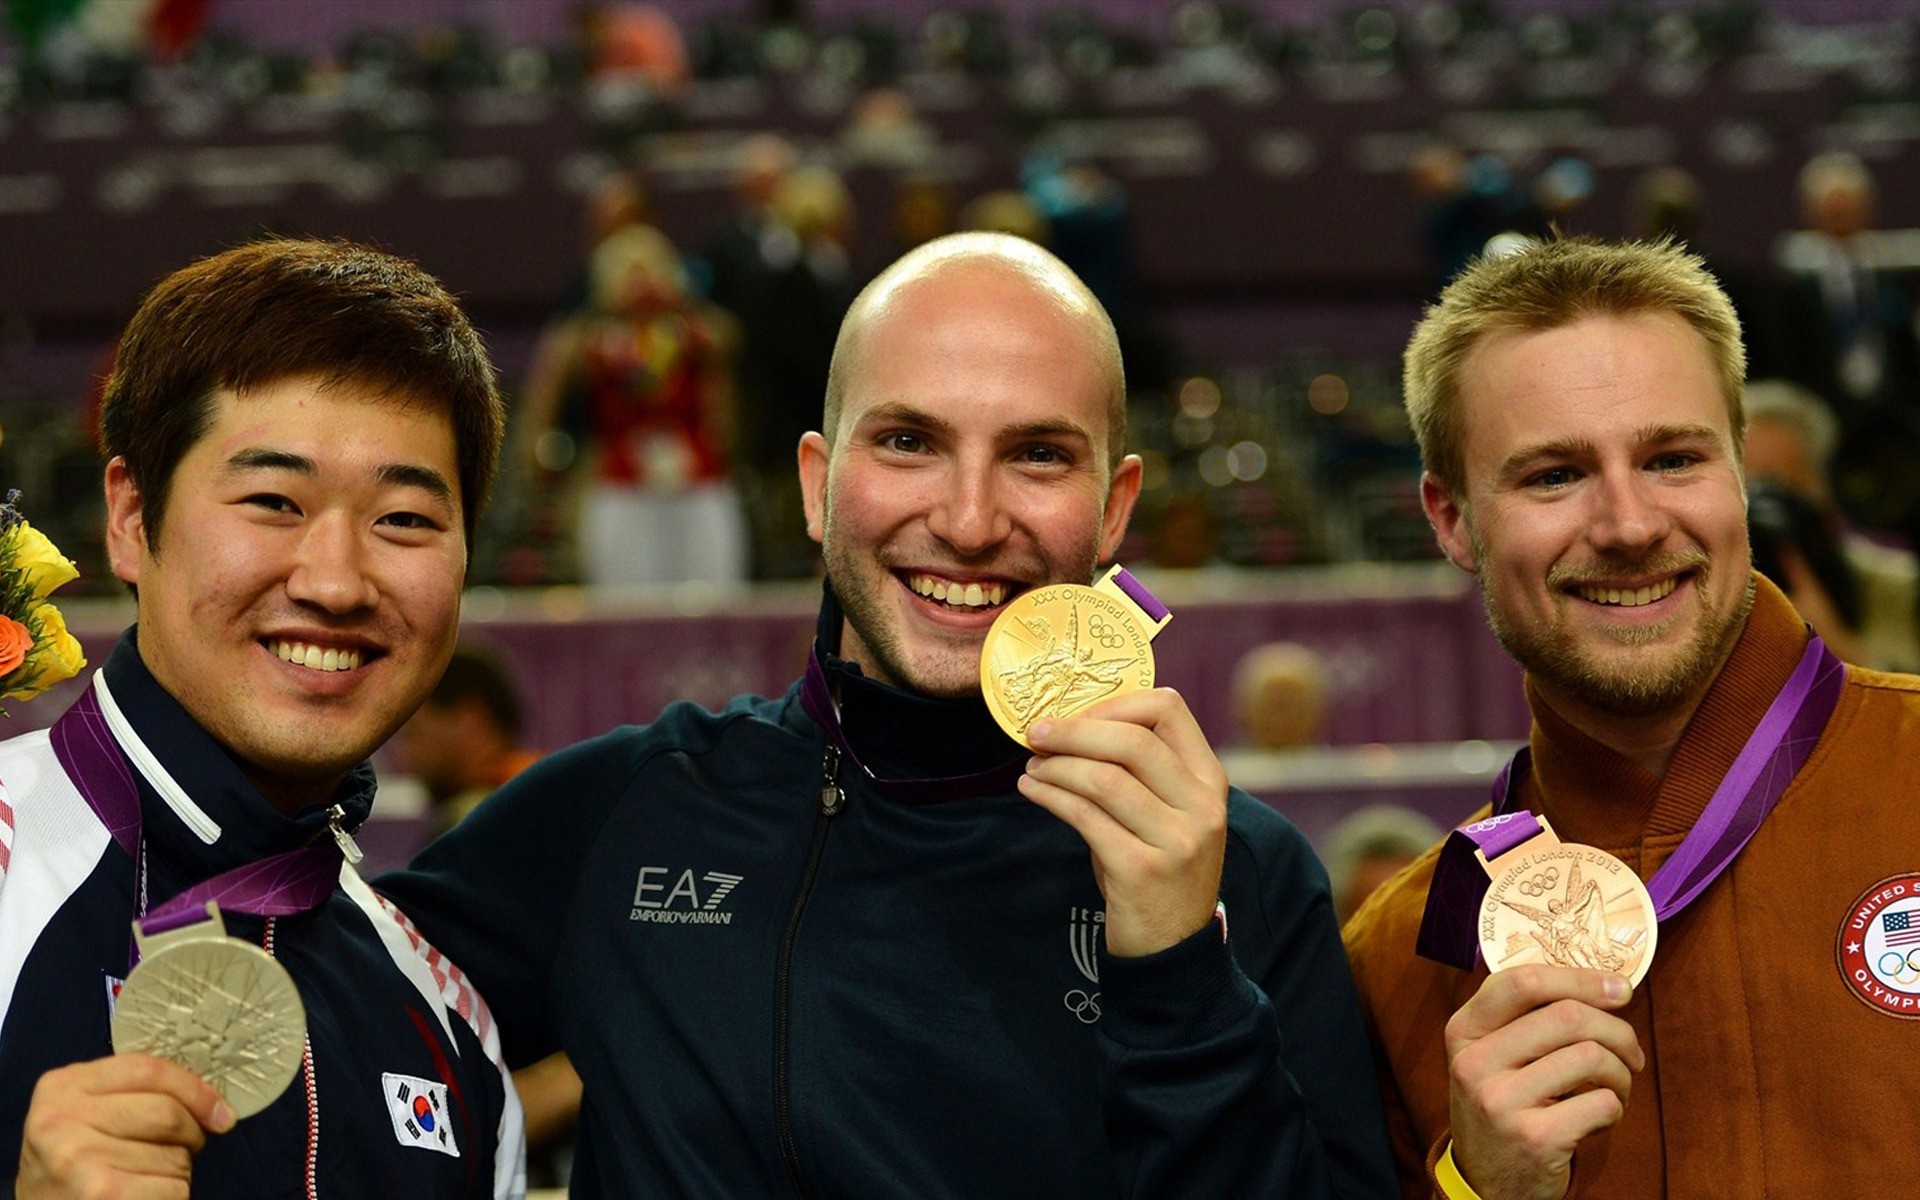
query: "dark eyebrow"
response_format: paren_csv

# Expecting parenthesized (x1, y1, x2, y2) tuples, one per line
(220, 447, 456, 509)
(222, 447, 313, 476)
(377, 463, 458, 509)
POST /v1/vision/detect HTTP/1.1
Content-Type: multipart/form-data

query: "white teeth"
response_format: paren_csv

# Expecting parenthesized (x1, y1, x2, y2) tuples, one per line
(1576, 577, 1677, 607)
(907, 574, 1009, 610)
(269, 640, 364, 672)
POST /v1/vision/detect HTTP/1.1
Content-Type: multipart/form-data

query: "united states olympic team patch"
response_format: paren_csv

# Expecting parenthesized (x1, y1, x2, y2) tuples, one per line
(1837, 873, 1920, 1019)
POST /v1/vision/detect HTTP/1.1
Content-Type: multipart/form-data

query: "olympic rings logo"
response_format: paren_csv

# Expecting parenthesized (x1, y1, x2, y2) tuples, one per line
(1518, 867, 1561, 897)
(1088, 616, 1125, 650)
(1063, 989, 1102, 1023)
(1465, 814, 1519, 834)
(1875, 949, 1920, 986)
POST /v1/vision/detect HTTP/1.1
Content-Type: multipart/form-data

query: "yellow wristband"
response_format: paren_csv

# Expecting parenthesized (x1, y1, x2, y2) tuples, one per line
(1434, 1141, 1484, 1200)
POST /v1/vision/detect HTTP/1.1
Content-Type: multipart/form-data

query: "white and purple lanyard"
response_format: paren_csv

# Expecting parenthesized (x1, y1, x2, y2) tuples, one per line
(50, 682, 345, 971)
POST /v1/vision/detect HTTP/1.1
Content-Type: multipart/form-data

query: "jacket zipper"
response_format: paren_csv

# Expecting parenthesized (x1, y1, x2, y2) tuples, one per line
(774, 743, 846, 1197)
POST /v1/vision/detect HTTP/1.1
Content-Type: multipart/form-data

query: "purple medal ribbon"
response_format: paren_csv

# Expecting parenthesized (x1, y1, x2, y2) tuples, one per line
(50, 682, 344, 963)
(1108, 565, 1171, 624)
(1417, 634, 1846, 971)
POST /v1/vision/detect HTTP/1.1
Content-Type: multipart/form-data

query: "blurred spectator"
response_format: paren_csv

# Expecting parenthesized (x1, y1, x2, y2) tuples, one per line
(1410, 144, 1521, 293)
(839, 86, 939, 169)
(580, 2, 690, 95)
(1322, 805, 1444, 925)
(696, 133, 797, 319)
(1150, 493, 1219, 569)
(890, 174, 956, 254)
(1768, 152, 1920, 417)
(1628, 165, 1704, 245)
(1744, 379, 1920, 670)
(1231, 641, 1328, 750)
(397, 644, 542, 834)
(732, 163, 860, 578)
(1629, 165, 1772, 363)
(1747, 479, 1866, 665)
(521, 225, 748, 586)
(1022, 150, 1176, 392)
(959, 189, 1048, 243)
(754, 165, 858, 448)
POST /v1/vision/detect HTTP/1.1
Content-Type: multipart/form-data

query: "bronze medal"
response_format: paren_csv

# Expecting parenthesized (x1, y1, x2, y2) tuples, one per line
(981, 565, 1171, 748)
(112, 903, 307, 1119)
(1475, 819, 1658, 987)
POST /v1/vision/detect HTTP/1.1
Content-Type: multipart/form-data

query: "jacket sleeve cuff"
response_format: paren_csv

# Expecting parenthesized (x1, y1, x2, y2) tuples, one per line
(1096, 911, 1256, 1051)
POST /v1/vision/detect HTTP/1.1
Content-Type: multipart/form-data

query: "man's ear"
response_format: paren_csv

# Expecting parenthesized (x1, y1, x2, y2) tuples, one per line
(103, 457, 149, 586)
(798, 431, 830, 546)
(1098, 454, 1144, 563)
(1421, 473, 1477, 572)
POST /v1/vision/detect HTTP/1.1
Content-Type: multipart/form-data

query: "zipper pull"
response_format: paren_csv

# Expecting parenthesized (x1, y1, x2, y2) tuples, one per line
(819, 745, 846, 817)
(325, 804, 366, 865)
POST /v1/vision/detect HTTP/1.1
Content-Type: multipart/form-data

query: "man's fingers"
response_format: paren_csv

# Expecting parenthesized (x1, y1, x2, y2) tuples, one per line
(30, 1055, 235, 1137)
(1017, 770, 1135, 856)
(1448, 965, 1635, 1050)
(1453, 996, 1644, 1081)
(1028, 688, 1227, 812)
(96, 1054, 235, 1135)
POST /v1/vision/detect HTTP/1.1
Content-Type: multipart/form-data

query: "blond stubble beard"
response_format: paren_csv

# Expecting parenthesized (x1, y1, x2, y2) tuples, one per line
(1471, 529, 1755, 718)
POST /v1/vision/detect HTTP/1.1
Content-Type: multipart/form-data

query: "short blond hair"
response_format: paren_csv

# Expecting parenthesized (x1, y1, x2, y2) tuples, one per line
(1403, 236, 1746, 494)
(821, 231, 1127, 467)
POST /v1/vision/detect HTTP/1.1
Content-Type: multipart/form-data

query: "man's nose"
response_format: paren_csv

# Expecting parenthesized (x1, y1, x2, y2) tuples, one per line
(287, 513, 379, 613)
(925, 464, 1013, 554)
(1589, 470, 1673, 554)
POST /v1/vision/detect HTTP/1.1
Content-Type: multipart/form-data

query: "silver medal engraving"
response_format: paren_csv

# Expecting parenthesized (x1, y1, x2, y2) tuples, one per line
(110, 905, 307, 1119)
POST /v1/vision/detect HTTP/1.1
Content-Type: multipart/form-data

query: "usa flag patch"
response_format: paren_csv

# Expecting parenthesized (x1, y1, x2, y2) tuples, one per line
(382, 1072, 460, 1157)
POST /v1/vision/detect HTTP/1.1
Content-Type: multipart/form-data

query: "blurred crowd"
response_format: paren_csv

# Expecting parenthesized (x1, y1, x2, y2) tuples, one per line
(3, 0, 1920, 678)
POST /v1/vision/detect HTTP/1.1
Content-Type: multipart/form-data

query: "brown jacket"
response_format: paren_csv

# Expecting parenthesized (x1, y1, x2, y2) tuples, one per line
(1345, 575, 1920, 1197)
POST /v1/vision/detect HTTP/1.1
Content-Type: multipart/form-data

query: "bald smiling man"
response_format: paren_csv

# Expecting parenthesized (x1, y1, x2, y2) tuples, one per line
(378, 233, 1397, 1199)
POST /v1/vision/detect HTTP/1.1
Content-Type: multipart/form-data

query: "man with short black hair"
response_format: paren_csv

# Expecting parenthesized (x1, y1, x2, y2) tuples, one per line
(4, 239, 522, 1198)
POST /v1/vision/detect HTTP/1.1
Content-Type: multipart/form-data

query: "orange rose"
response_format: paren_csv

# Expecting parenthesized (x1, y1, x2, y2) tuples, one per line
(0, 615, 32, 679)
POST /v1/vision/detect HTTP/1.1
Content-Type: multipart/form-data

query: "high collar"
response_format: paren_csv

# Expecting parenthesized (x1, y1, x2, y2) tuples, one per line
(101, 629, 374, 902)
(812, 581, 1025, 784)
(1523, 572, 1813, 855)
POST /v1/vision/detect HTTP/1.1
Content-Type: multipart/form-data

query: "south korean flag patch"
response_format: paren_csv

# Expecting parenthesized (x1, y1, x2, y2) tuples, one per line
(382, 1072, 460, 1157)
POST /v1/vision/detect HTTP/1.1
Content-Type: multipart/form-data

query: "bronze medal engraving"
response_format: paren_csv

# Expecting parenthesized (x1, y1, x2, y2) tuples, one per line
(982, 580, 1158, 748)
(1478, 842, 1658, 986)
(112, 906, 307, 1119)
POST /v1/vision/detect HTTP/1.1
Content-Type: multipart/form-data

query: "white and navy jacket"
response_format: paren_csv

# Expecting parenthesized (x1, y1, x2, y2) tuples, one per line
(0, 632, 524, 1198)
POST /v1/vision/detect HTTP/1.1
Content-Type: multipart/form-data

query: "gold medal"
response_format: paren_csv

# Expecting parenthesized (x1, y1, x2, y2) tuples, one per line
(981, 565, 1172, 748)
(1475, 817, 1658, 986)
(111, 903, 307, 1119)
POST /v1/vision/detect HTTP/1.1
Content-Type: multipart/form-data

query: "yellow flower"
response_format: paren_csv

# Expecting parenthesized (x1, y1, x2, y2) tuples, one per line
(3, 603, 86, 701)
(12, 521, 79, 601)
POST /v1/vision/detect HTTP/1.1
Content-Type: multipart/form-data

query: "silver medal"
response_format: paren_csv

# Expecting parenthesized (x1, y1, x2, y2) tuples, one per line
(110, 903, 307, 1119)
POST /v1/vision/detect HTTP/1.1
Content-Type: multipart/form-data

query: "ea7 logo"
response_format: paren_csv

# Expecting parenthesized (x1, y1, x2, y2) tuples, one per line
(630, 867, 745, 924)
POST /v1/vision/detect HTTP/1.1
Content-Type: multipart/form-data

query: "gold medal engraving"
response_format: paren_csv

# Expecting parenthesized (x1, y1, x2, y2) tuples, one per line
(111, 904, 307, 1119)
(981, 567, 1166, 748)
(1478, 832, 1658, 987)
